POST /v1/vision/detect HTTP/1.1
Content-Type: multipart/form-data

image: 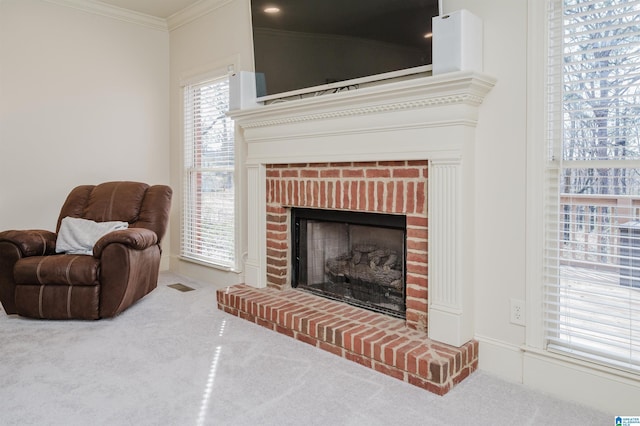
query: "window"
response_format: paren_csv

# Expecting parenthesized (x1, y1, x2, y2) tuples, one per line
(544, 0, 640, 372)
(182, 75, 236, 269)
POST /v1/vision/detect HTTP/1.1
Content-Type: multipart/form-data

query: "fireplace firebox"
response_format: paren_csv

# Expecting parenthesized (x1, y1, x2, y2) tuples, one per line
(292, 208, 406, 318)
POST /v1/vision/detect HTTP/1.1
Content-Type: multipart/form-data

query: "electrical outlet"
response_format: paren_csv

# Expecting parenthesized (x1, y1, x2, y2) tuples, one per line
(510, 298, 525, 326)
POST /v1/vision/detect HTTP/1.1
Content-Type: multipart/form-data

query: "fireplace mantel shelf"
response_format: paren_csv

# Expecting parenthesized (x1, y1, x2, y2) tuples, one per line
(229, 70, 495, 129)
(237, 70, 496, 348)
(231, 71, 496, 165)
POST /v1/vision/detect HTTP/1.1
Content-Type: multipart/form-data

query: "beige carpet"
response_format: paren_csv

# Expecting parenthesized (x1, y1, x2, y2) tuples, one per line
(0, 272, 610, 425)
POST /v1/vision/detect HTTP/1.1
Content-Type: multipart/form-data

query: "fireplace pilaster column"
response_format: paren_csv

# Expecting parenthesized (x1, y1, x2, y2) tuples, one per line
(428, 158, 473, 347)
(245, 163, 266, 288)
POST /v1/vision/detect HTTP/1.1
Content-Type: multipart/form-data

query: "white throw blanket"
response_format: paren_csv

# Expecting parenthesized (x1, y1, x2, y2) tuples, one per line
(56, 216, 129, 255)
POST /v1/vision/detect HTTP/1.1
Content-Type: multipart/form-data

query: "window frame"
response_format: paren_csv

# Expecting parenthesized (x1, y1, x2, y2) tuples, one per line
(527, 0, 640, 375)
(180, 66, 242, 272)
(526, 0, 552, 352)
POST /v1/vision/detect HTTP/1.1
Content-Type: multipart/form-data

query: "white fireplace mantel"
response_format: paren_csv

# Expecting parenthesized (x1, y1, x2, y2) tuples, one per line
(230, 70, 496, 347)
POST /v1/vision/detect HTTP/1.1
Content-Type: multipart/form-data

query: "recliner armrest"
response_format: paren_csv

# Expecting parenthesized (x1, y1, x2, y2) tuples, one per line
(93, 228, 158, 258)
(0, 230, 57, 257)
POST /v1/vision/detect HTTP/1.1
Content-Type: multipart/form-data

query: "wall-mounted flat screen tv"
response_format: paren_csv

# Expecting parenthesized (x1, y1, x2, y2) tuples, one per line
(250, 0, 441, 101)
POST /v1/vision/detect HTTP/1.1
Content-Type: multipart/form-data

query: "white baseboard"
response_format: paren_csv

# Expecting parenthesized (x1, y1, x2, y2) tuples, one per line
(523, 347, 640, 414)
(160, 254, 170, 271)
(476, 334, 524, 383)
(476, 334, 640, 413)
(168, 256, 244, 286)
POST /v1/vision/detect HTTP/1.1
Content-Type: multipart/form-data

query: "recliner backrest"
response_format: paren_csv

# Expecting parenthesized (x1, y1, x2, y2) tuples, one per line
(56, 181, 172, 243)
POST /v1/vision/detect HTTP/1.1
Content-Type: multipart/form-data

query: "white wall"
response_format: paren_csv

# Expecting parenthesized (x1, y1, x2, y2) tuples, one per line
(168, 0, 253, 285)
(444, 0, 640, 413)
(0, 0, 170, 258)
(442, 0, 528, 368)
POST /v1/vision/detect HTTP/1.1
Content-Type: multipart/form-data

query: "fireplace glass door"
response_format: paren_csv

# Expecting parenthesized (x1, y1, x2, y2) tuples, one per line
(292, 208, 406, 318)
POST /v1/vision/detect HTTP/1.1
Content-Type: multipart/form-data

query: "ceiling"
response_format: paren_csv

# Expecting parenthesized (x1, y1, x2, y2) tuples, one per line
(94, 0, 438, 48)
(96, 0, 201, 19)
(95, 0, 439, 41)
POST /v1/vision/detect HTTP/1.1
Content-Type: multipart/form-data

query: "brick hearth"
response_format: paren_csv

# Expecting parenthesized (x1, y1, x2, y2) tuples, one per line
(217, 284, 478, 395)
(216, 159, 479, 395)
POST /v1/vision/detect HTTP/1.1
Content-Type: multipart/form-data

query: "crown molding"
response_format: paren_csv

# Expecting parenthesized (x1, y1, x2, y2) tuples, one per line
(41, 0, 235, 32)
(166, 0, 234, 32)
(42, 0, 168, 31)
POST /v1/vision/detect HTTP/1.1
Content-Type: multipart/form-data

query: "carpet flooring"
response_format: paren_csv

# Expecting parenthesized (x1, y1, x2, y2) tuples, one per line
(0, 272, 610, 425)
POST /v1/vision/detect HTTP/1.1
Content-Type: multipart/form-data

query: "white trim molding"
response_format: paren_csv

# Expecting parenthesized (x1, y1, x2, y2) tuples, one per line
(523, 346, 640, 413)
(167, 0, 234, 31)
(525, 0, 549, 352)
(428, 157, 470, 346)
(42, 0, 168, 30)
(42, 0, 234, 32)
(475, 334, 525, 383)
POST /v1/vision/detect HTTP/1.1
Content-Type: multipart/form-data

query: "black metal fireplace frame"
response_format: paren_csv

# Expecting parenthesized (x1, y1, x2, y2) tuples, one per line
(291, 207, 407, 318)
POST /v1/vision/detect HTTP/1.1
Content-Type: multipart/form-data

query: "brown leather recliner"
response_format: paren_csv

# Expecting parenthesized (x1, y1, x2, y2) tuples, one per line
(0, 181, 172, 320)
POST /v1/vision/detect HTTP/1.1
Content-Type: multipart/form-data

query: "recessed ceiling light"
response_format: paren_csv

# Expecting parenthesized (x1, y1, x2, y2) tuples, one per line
(264, 6, 281, 14)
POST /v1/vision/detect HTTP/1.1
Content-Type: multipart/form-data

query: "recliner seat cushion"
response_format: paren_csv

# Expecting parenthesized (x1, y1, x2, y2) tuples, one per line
(14, 255, 99, 286)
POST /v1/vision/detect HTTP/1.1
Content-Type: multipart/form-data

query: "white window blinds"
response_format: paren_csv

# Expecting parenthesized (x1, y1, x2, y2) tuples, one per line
(544, 0, 640, 372)
(182, 76, 236, 269)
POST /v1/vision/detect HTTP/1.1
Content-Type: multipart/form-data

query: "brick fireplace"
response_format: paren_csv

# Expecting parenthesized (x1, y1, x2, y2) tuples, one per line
(265, 160, 429, 331)
(219, 71, 495, 394)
